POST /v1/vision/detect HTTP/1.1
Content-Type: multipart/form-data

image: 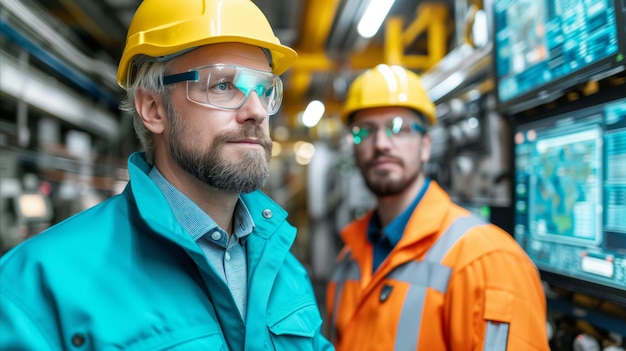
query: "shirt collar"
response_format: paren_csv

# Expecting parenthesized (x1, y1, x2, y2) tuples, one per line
(367, 178, 431, 246)
(148, 167, 254, 242)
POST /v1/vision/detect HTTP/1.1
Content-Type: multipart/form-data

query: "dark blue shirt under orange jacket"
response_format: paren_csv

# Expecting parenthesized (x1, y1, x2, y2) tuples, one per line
(367, 179, 430, 272)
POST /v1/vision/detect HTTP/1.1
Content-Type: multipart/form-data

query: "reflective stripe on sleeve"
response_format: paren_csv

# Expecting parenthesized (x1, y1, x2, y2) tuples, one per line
(483, 321, 509, 351)
(329, 252, 361, 343)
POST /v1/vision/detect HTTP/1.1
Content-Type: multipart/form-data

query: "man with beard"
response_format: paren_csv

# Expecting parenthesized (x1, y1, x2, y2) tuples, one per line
(326, 64, 549, 351)
(0, 0, 333, 350)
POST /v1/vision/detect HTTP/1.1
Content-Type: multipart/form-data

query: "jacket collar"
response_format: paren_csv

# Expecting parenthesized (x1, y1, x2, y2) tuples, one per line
(341, 181, 452, 260)
(122, 152, 289, 246)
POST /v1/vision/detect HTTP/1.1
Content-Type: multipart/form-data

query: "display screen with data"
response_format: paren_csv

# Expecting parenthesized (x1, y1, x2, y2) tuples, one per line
(513, 97, 626, 305)
(493, 0, 622, 113)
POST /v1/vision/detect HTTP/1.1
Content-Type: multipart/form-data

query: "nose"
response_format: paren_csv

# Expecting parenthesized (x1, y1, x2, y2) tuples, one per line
(237, 91, 267, 125)
(372, 126, 393, 149)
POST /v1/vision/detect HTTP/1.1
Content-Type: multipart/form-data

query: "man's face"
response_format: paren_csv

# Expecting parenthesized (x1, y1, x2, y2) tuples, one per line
(351, 107, 431, 197)
(164, 43, 274, 193)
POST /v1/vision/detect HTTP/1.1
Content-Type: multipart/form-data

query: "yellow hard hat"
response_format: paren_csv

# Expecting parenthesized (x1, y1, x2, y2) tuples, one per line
(341, 64, 436, 125)
(117, 0, 298, 88)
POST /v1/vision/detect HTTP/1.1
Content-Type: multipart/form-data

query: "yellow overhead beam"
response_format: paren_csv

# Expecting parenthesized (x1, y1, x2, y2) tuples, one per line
(284, 70, 312, 100)
(384, 17, 404, 65)
(384, 3, 449, 70)
(424, 3, 449, 65)
(297, 0, 342, 52)
(286, 52, 337, 113)
(291, 52, 337, 71)
(402, 5, 431, 46)
(403, 55, 432, 68)
(285, 0, 341, 115)
(349, 44, 385, 69)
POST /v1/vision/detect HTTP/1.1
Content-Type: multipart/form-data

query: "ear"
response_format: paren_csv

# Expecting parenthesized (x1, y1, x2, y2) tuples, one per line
(135, 88, 167, 135)
(420, 133, 432, 164)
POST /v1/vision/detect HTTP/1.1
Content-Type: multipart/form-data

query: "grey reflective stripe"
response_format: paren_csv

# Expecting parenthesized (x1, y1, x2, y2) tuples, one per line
(395, 275, 427, 350)
(329, 252, 361, 343)
(388, 261, 452, 293)
(392, 214, 486, 351)
(329, 252, 361, 283)
(484, 321, 509, 351)
(425, 214, 486, 263)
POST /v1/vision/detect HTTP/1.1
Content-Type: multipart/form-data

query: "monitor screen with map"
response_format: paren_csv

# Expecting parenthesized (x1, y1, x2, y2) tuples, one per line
(493, 0, 625, 114)
(513, 96, 626, 305)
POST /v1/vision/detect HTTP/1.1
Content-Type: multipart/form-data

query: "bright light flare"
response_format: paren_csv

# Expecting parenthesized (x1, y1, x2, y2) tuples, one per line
(357, 0, 396, 39)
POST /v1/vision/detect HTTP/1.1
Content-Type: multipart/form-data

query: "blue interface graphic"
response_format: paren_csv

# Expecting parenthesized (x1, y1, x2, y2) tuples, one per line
(494, 0, 620, 104)
(514, 98, 626, 293)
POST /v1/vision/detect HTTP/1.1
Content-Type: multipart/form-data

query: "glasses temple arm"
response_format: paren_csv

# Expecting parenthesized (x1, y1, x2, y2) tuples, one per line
(163, 70, 199, 85)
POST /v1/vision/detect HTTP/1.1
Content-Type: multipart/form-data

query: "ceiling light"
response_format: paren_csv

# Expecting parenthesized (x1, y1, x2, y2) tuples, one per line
(357, 0, 397, 39)
(302, 100, 325, 128)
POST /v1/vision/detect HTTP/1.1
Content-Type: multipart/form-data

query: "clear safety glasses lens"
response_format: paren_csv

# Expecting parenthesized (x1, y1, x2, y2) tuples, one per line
(163, 64, 283, 115)
(351, 116, 426, 145)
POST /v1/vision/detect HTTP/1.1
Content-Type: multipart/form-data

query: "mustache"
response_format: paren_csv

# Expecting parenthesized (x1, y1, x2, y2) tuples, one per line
(365, 151, 403, 168)
(216, 126, 273, 149)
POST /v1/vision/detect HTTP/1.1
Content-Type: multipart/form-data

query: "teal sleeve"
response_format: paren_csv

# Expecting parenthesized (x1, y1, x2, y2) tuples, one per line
(1, 292, 57, 350)
(313, 329, 335, 351)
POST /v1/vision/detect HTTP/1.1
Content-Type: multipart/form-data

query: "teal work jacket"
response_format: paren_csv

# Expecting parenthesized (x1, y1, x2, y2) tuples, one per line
(0, 152, 333, 351)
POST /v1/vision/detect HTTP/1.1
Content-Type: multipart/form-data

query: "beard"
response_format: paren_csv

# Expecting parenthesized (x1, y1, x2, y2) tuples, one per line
(167, 103, 272, 193)
(359, 152, 419, 197)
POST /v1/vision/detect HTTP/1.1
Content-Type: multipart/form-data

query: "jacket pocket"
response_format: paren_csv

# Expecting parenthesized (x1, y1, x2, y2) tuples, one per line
(267, 301, 322, 349)
(104, 326, 226, 351)
(483, 288, 514, 323)
(165, 331, 225, 351)
(482, 288, 514, 351)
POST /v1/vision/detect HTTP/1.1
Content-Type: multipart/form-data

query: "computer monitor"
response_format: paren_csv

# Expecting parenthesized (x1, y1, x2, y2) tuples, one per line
(513, 95, 626, 306)
(493, 0, 625, 114)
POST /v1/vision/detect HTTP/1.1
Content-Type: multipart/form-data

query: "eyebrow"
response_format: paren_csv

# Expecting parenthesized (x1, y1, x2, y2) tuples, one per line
(353, 118, 414, 126)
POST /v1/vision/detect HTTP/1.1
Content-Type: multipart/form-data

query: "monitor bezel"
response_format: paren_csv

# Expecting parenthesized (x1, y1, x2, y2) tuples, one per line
(492, 0, 626, 115)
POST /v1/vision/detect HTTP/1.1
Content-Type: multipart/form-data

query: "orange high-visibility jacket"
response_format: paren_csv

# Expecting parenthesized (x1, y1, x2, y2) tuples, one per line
(326, 182, 549, 351)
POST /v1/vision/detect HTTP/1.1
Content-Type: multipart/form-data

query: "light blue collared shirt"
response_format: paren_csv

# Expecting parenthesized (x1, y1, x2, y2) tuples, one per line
(149, 167, 254, 321)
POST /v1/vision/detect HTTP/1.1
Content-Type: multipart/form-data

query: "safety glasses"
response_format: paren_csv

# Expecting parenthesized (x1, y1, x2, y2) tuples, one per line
(163, 64, 283, 115)
(351, 116, 426, 145)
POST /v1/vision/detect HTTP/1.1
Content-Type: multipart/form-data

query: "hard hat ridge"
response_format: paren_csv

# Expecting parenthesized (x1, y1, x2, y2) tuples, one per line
(341, 64, 436, 125)
(116, 0, 298, 88)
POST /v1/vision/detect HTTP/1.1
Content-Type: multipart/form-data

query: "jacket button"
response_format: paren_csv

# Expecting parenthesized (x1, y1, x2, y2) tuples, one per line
(71, 333, 85, 347)
(262, 209, 272, 219)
